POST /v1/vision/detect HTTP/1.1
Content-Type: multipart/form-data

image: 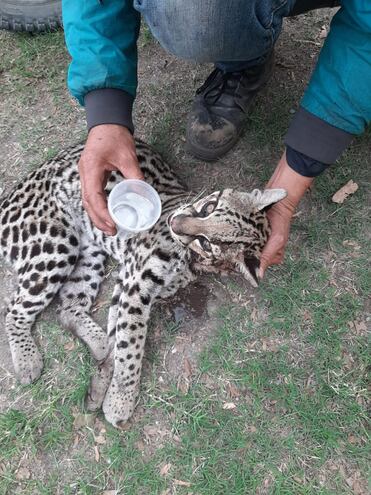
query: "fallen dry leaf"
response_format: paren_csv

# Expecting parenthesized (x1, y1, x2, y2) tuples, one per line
(143, 425, 159, 439)
(177, 376, 190, 394)
(173, 479, 191, 487)
(226, 382, 240, 399)
(16, 467, 31, 480)
(348, 320, 368, 335)
(354, 321, 368, 333)
(302, 309, 312, 323)
(263, 476, 274, 488)
(184, 357, 193, 378)
(345, 476, 364, 495)
(332, 180, 358, 203)
(135, 439, 145, 451)
(251, 307, 258, 323)
(64, 340, 75, 351)
(245, 425, 257, 433)
(342, 239, 361, 250)
(95, 434, 106, 445)
(160, 462, 172, 476)
(223, 402, 237, 410)
(348, 435, 357, 444)
(94, 445, 100, 462)
(293, 475, 304, 484)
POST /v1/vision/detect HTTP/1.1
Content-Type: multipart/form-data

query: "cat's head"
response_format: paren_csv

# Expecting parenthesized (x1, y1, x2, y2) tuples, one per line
(168, 188, 287, 287)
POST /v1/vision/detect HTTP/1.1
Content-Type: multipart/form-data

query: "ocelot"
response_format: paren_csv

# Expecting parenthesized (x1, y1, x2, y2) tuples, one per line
(0, 139, 286, 427)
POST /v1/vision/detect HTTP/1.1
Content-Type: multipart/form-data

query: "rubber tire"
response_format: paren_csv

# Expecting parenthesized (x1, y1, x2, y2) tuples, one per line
(0, 1, 62, 32)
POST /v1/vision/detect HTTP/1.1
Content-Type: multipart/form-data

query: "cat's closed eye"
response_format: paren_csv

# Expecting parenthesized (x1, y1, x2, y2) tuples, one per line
(197, 235, 212, 252)
(199, 201, 217, 217)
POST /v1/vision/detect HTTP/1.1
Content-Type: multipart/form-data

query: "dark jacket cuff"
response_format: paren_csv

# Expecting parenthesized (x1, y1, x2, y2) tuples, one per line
(286, 145, 329, 177)
(285, 106, 354, 164)
(84, 88, 134, 133)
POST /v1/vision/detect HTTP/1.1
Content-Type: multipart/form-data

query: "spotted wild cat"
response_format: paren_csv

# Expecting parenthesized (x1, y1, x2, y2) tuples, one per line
(0, 139, 286, 427)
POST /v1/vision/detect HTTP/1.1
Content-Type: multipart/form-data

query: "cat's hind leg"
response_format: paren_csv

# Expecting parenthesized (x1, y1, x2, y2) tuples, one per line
(58, 239, 109, 362)
(6, 249, 78, 384)
(85, 277, 123, 411)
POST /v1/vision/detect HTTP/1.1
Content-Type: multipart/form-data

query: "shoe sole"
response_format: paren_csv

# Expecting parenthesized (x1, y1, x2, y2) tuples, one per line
(185, 128, 243, 162)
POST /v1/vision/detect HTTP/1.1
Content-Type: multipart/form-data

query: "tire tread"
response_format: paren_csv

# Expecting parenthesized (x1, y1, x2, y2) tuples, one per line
(0, 14, 61, 33)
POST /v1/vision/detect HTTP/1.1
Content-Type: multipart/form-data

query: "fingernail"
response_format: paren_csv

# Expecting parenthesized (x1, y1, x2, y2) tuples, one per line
(258, 268, 264, 279)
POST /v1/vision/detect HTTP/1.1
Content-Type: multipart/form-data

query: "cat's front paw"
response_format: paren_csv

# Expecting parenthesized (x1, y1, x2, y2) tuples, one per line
(13, 347, 43, 385)
(85, 356, 114, 412)
(102, 378, 139, 427)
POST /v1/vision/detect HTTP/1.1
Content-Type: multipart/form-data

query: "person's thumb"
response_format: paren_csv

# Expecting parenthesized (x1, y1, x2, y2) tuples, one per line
(259, 240, 281, 278)
(259, 250, 272, 279)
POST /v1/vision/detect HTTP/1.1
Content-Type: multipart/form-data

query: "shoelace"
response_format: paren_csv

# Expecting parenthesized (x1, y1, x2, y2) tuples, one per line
(196, 68, 245, 104)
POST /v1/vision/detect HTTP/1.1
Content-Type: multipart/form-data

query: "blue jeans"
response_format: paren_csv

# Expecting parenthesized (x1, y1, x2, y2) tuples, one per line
(133, 0, 340, 71)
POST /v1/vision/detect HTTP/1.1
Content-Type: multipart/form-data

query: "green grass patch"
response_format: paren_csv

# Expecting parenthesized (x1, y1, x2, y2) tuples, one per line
(0, 16, 370, 495)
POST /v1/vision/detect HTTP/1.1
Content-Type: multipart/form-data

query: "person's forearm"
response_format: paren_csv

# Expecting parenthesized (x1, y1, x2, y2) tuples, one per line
(266, 152, 314, 213)
(259, 151, 314, 276)
(285, 1, 371, 163)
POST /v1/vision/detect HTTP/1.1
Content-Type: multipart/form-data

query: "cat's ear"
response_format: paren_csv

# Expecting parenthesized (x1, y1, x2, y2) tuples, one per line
(235, 253, 260, 288)
(250, 189, 287, 211)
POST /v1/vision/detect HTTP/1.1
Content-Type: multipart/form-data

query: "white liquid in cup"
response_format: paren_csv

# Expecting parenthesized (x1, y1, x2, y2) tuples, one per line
(112, 193, 154, 230)
(108, 180, 161, 237)
(112, 202, 138, 229)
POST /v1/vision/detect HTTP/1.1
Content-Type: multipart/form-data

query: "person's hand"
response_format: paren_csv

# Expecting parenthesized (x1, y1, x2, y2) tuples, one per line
(259, 151, 314, 278)
(259, 199, 293, 276)
(79, 124, 144, 235)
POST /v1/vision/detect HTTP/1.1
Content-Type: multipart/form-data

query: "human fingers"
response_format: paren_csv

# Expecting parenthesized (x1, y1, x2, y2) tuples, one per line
(79, 156, 116, 235)
(113, 132, 144, 180)
(259, 237, 285, 278)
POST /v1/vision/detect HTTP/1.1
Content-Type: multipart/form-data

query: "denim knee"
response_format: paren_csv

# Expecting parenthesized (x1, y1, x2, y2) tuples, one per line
(134, 0, 293, 63)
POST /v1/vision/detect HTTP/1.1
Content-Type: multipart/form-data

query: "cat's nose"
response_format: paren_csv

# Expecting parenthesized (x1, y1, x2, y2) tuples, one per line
(171, 214, 205, 236)
(170, 214, 188, 235)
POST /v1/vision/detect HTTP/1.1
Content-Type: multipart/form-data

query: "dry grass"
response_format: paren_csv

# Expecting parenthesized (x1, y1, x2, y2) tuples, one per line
(0, 9, 370, 494)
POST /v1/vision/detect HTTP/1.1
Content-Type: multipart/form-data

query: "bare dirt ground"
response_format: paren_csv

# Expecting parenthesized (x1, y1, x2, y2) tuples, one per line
(0, 7, 370, 495)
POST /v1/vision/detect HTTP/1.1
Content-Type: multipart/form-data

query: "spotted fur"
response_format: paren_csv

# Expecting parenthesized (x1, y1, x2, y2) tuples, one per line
(0, 139, 286, 427)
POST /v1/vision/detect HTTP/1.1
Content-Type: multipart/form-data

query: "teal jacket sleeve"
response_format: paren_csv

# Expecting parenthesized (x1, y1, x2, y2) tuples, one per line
(285, 0, 371, 164)
(62, 0, 140, 131)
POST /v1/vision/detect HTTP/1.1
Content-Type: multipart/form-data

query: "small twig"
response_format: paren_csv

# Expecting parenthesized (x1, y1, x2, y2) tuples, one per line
(292, 38, 321, 46)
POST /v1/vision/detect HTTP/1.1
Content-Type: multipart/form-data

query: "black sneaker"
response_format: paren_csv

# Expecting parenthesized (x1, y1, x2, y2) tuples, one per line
(186, 52, 274, 161)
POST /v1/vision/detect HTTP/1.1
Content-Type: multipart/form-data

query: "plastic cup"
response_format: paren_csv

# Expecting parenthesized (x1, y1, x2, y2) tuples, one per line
(108, 180, 162, 237)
